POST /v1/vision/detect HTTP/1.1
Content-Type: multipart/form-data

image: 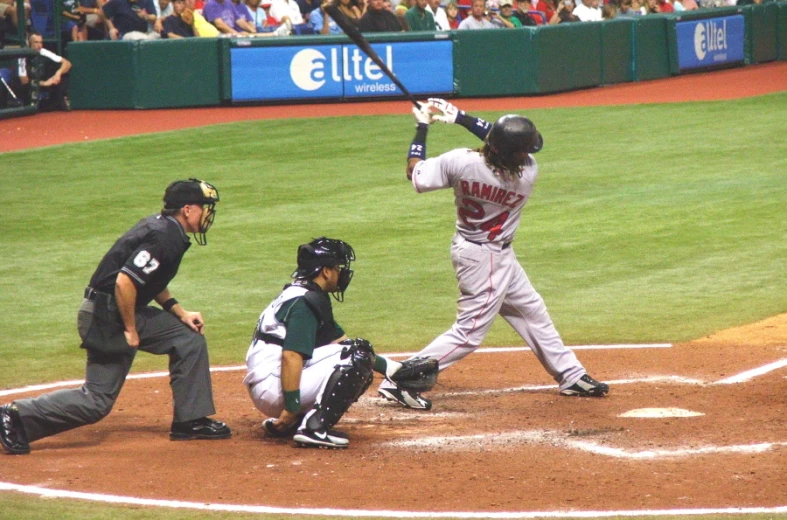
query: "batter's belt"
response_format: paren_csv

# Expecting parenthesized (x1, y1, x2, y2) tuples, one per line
(464, 239, 512, 249)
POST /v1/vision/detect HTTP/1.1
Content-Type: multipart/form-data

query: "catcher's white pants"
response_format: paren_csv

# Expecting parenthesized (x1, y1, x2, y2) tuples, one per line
(245, 343, 351, 419)
(380, 235, 586, 393)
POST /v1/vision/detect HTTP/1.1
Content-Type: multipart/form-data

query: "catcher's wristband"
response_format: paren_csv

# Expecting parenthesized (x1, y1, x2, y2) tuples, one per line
(283, 389, 301, 413)
(407, 123, 429, 161)
(456, 112, 491, 142)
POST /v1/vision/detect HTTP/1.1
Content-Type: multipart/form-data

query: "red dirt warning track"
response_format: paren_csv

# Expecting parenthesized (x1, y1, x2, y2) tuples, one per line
(0, 61, 785, 153)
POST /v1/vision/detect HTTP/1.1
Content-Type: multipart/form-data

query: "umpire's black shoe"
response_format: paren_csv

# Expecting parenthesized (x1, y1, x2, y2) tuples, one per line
(170, 417, 232, 441)
(1, 404, 31, 455)
(560, 374, 609, 397)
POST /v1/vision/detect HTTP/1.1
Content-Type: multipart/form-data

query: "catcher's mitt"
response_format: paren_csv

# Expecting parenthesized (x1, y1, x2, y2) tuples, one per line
(389, 356, 439, 392)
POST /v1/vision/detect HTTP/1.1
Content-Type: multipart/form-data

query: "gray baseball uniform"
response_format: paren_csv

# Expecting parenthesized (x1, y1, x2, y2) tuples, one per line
(379, 147, 587, 394)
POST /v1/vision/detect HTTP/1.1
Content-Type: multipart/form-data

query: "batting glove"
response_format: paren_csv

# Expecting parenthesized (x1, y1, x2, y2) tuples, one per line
(412, 103, 432, 125)
(428, 98, 462, 124)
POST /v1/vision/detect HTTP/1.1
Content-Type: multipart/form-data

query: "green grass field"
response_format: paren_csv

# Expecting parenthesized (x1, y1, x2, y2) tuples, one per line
(1, 92, 785, 519)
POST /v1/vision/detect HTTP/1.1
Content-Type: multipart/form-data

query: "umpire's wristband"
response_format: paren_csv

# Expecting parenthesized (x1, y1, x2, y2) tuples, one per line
(457, 112, 492, 142)
(407, 123, 429, 161)
(162, 298, 178, 312)
(283, 389, 301, 413)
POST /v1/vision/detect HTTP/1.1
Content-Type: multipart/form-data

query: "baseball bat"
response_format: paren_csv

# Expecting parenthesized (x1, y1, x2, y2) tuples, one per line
(0, 75, 22, 107)
(323, 2, 421, 108)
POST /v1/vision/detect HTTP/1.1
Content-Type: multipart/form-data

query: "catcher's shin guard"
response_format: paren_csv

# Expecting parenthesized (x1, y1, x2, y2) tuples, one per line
(304, 346, 374, 431)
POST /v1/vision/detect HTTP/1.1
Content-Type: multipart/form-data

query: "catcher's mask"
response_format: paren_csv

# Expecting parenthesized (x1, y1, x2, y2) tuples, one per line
(291, 237, 355, 302)
(163, 178, 220, 246)
(484, 115, 543, 176)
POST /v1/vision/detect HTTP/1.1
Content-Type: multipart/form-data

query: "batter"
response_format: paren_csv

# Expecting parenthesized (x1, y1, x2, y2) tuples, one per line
(378, 99, 609, 410)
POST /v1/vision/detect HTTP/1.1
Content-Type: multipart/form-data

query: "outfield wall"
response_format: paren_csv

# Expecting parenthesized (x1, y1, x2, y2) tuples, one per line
(69, 2, 787, 110)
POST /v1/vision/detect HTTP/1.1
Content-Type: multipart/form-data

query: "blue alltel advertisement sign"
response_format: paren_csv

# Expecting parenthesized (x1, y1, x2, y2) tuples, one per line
(676, 15, 745, 71)
(231, 40, 454, 102)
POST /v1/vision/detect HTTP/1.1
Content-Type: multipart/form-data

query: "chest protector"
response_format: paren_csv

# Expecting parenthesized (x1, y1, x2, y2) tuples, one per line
(255, 281, 337, 349)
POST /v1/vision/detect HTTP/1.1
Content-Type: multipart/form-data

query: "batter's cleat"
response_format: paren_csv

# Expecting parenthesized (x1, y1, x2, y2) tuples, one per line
(170, 417, 232, 441)
(560, 374, 609, 397)
(1, 404, 30, 455)
(293, 427, 349, 449)
(378, 386, 432, 410)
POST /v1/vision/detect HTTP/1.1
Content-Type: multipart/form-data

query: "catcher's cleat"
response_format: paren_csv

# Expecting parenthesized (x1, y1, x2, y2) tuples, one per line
(170, 417, 232, 441)
(293, 427, 349, 449)
(560, 374, 609, 397)
(378, 386, 432, 410)
(1, 404, 30, 455)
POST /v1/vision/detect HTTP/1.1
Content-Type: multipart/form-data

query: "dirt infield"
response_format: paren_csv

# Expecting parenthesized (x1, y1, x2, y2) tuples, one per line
(1, 61, 786, 153)
(1, 316, 786, 513)
(1, 62, 786, 515)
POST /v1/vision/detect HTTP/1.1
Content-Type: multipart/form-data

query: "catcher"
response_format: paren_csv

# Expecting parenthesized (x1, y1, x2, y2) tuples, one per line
(243, 237, 437, 449)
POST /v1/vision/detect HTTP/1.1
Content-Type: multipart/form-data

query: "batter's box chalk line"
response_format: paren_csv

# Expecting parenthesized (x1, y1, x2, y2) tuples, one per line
(383, 429, 787, 459)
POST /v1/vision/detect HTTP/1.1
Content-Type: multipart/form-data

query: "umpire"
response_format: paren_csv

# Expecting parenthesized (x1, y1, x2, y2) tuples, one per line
(1, 179, 231, 455)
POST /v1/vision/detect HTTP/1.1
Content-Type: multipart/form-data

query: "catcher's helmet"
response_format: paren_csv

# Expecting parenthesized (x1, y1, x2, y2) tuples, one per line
(484, 115, 543, 175)
(292, 237, 355, 301)
(163, 178, 220, 246)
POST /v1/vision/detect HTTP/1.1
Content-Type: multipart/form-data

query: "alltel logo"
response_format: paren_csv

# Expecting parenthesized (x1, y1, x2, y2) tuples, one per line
(694, 19, 728, 60)
(289, 47, 394, 92)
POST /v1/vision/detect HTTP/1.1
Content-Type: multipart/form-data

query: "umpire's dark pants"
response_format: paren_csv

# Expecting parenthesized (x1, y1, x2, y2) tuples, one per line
(14, 298, 217, 443)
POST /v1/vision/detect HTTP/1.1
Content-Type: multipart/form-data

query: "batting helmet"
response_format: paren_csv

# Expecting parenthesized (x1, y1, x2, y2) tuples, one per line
(292, 237, 355, 301)
(163, 178, 219, 246)
(484, 115, 543, 175)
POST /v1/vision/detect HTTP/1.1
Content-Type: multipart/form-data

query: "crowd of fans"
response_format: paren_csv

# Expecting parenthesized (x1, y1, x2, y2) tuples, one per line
(0, 0, 772, 112)
(0, 0, 772, 44)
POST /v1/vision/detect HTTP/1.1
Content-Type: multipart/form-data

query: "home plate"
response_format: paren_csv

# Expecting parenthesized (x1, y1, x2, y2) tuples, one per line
(619, 408, 704, 418)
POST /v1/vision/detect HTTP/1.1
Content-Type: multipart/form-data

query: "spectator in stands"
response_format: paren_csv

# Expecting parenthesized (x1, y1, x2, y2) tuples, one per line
(310, 0, 341, 32)
(335, 0, 363, 24)
(617, 0, 636, 16)
(103, 0, 160, 39)
(295, 0, 319, 18)
(152, 0, 173, 33)
(672, 0, 696, 10)
(601, 2, 615, 17)
(554, 0, 578, 21)
(80, 0, 108, 39)
(572, 0, 600, 21)
(240, 0, 288, 31)
(202, 0, 254, 34)
(510, 0, 544, 27)
(62, 0, 88, 42)
(404, 0, 434, 30)
(161, 0, 194, 36)
(230, 0, 260, 31)
(182, 0, 221, 35)
(444, 0, 460, 28)
(1, 0, 29, 35)
(16, 32, 71, 111)
(657, 0, 673, 11)
(492, 0, 521, 27)
(358, 0, 402, 32)
(642, 0, 670, 12)
(426, 0, 449, 30)
(269, 0, 309, 33)
(457, 0, 496, 29)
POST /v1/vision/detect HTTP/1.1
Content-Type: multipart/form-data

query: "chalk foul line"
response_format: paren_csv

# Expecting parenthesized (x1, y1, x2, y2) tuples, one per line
(1, 482, 787, 519)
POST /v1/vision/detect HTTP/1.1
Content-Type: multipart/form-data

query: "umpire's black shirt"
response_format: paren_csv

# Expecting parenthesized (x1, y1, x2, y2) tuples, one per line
(89, 214, 191, 307)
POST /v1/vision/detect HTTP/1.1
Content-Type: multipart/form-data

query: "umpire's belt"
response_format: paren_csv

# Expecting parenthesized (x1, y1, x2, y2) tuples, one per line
(465, 239, 512, 250)
(84, 286, 100, 300)
(254, 330, 285, 347)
